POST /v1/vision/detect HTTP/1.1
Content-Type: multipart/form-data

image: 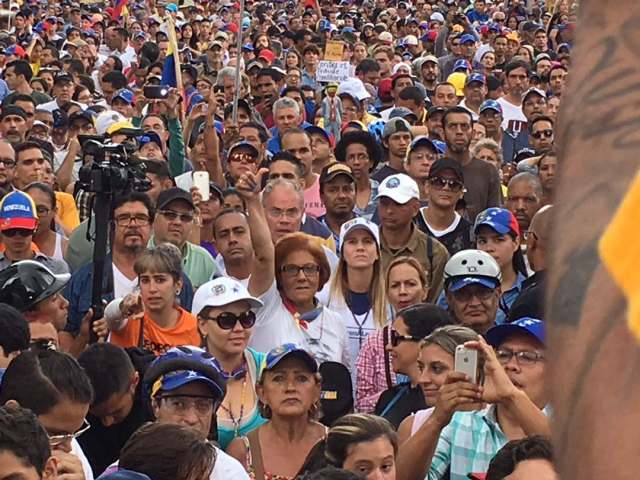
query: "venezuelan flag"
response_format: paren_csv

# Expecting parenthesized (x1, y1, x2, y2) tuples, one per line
(112, 0, 129, 21)
(161, 16, 182, 90)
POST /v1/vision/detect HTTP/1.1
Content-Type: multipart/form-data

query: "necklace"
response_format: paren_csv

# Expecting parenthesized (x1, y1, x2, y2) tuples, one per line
(218, 374, 248, 438)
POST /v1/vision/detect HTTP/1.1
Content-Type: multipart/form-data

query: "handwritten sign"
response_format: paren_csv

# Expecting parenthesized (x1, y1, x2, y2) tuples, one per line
(324, 41, 344, 61)
(316, 61, 352, 83)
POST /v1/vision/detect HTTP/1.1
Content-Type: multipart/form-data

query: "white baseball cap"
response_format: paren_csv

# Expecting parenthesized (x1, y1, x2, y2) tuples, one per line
(430, 12, 445, 23)
(404, 35, 418, 46)
(376, 174, 420, 204)
(378, 31, 393, 44)
(94, 110, 127, 136)
(191, 277, 263, 316)
(337, 77, 371, 101)
(339, 218, 380, 252)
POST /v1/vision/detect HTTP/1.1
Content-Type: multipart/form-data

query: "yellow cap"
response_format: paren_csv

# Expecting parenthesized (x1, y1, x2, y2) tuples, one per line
(447, 72, 467, 97)
(106, 120, 134, 135)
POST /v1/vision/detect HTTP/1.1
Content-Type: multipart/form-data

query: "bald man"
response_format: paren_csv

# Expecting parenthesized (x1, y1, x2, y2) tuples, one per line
(505, 172, 543, 232)
(508, 205, 552, 322)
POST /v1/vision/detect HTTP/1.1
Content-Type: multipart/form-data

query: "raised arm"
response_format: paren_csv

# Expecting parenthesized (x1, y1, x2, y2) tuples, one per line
(236, 169, 275, 297)
(203, 94, 226, 188)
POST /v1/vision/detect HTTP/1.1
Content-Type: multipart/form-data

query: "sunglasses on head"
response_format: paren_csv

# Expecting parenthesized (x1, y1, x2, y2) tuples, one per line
(203, 310, 256, 330)
(389, 328, 421, 347)
(428, 176, 464, 191)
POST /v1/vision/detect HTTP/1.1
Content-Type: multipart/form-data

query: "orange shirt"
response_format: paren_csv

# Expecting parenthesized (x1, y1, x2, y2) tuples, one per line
(110, 306, 200, 355)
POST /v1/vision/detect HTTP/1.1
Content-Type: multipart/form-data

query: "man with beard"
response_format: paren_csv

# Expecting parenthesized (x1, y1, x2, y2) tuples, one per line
(0, 140, 15, 191)
(254, 68, 284, 129)
(63, 192, 194, 353)
(505, 172, 543, 234)
(0, 106, 27, 145)
(497, 60, 530, 135)
(459, 73, 487, 121)
(443, 107, 501, 222)
(417, 56, 439, 100)
(212, 208, 255, 282)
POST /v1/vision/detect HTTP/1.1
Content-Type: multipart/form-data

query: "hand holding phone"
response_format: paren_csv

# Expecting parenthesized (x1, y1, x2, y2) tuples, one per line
(455, 345, 479, 384)
(192, 171, 210, 201)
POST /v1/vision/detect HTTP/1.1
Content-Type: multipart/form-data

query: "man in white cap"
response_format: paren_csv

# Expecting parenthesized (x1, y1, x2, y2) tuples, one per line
(376, 173, 449, 302)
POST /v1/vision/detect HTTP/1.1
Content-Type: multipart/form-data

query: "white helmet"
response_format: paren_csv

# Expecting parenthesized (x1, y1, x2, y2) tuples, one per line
(444, 249, 501, 290)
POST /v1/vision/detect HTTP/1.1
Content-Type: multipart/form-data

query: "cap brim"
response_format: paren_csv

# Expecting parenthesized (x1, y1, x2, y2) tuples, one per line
(474, 220, 511, 235)
(449, 276, 498, 293)
(375, 192, 413, 205)
(160, 372, 225, 399)
(485, 324, 544, 348)
(267, 349, 318, 373)
(0, 218, 37, 231)
(323, 171, 354, 184)
(197, 295, 263, 314)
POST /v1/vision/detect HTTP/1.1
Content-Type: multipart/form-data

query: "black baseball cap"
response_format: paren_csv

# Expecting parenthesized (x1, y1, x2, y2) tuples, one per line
(320, 162, 354, 184)
(156, 187, 195, 211)
(428, 158, 464, 181)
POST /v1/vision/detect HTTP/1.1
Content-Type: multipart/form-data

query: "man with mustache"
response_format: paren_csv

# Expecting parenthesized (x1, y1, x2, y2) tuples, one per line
(63, 191, 194, 354)
(0, 106, 27, 145)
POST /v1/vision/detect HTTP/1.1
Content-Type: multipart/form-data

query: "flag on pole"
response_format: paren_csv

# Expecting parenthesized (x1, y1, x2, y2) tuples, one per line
(161, 15, 182, 91)
(111, 0, 128, 21)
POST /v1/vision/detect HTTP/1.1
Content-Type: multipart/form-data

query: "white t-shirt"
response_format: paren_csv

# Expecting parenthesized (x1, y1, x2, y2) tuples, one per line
(113, 263, 138, 299)
(496, 97, 527, 134)
(250, 281, 350, 366)
(420, 208, 462, 237)
(71, 438, 94, 480)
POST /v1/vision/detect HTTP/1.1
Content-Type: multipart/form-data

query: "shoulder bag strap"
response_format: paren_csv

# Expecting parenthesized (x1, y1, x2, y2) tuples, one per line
(383, 326, 393, 389)
(246, 428, 265, 480)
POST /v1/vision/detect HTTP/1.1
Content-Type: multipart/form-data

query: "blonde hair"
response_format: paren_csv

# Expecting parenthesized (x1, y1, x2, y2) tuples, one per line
(330, 236, 387, 328)
(385, 256, 428, 312)
(134, 243, 183, 282)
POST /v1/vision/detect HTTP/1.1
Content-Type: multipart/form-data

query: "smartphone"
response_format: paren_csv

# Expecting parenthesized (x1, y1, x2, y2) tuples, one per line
(454, 345, 479, 384)
(213, 85, 224, 94)
(144, 85, 169, 99)
(193, 171, 210, 201)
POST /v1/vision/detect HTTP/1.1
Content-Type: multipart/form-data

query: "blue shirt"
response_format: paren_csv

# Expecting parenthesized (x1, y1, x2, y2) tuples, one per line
(301, 69, 320, 90)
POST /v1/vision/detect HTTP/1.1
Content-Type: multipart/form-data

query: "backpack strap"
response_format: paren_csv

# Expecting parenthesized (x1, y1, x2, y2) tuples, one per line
(427, 235, 434, 290)
(246, 428, 265, 480)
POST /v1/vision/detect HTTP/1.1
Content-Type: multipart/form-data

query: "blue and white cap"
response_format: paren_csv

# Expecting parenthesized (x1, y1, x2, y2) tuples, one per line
(376, 173, 420, 205)
(486, 317, 545, 347)
(191, 277, 263, 316)
(339, 218, 380, 252)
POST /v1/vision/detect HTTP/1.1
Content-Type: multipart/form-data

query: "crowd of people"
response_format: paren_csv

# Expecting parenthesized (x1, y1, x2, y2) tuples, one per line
(0, 0, 571, 479)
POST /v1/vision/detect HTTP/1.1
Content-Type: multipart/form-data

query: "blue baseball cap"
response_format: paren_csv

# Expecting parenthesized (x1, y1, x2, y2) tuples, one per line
(265, 344, 318, 373)
(460, 33, 476, 44)
(449, 275, 500, 293)
(0, 190, 38, 231)
(486, 317, 545, 347)
(432, 140, 446, 154)
(479, 99, 503, 114)
(465, 72, 486, 86)
(305, 125, 331, 143)
(453, 59, 471, 72)
(138, 131, 163, 150)
(113, 88, 135, 105)
(98, 470, 152, 480)
(474, 207, 521, 237)
(410, 135, 438, 153)
(166, 2, 178, 12)
(242, 43, 254, 52)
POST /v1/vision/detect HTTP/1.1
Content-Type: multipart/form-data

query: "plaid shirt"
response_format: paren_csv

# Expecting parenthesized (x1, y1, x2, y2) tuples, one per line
(355, 329, 397, 413)
(428, 405, 551, 480)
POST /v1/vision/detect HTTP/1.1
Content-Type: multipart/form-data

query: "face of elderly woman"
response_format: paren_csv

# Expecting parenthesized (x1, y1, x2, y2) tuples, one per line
(278, 250, 321, 307)
(258, 356, 321, 418)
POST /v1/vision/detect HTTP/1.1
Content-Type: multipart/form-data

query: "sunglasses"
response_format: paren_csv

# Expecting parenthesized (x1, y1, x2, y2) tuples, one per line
(203, 311, 256, 330)
(428, 176, 464, 192)
(531, 129, 553, 139)
(159, 210, 194, 223)
(389, 329, 421, 347)
(2, 228, 34, 237)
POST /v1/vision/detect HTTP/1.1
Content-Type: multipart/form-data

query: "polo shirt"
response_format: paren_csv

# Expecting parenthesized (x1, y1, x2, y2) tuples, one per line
(380, 226, 450, 303)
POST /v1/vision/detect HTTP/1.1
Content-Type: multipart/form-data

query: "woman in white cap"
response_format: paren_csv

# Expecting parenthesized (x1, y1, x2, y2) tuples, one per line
(321, 217, 387, 371)
(227, 343, 326, 480)
(192, 276, 268, 450)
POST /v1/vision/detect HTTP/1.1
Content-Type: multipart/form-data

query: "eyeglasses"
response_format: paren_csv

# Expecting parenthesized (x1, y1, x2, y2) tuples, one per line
(451, 285, 495, 302)
(2, 228, 34, 237)
(48, 419, 91, 447)
(115, 214, 151, 226)
(280, 263, 320, 278)
(159, 395, 216, 415)
(267, 207, 301, 219)
(0, 158, 15, 167)
(203, 310, 256, 330)
(390, 329, 421, 347)
(159, 210, 194, 223)
(531, 129, 554, 139)
(495, 349, 545, 366)
(429, 176, 464, 192)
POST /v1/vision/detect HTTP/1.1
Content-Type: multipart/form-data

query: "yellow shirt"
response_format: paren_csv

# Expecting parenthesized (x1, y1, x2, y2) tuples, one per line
(55, 191, 80, 232)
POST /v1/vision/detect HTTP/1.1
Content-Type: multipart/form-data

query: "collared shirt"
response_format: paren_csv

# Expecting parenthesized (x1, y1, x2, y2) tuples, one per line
(355, 328, 397, 413)
(428, 405, 550, 480)
(380, 226, 450, 303)
(301, 69, 320, 90)
(0, 250, 69, 274)
(497, 272, 527, 325)
(148, 237, 218, 289)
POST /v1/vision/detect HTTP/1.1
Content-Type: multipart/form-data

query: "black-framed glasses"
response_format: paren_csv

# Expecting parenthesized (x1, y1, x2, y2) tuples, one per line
(281, 263, 320, 278)
(2, 228, 34, 237)
(203, 310, 256, 330)
(159, 210, 194, 223)
(390, 329, 421, 347)
(0, 158, 15, 167)
(429, 176, 464, 192)
(451, 285, 495, 302)
(495, 349, 545, 366)
(115, 213, 151, 226)
(47, 419, 91, 447)
(531, 129, 554, 139)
